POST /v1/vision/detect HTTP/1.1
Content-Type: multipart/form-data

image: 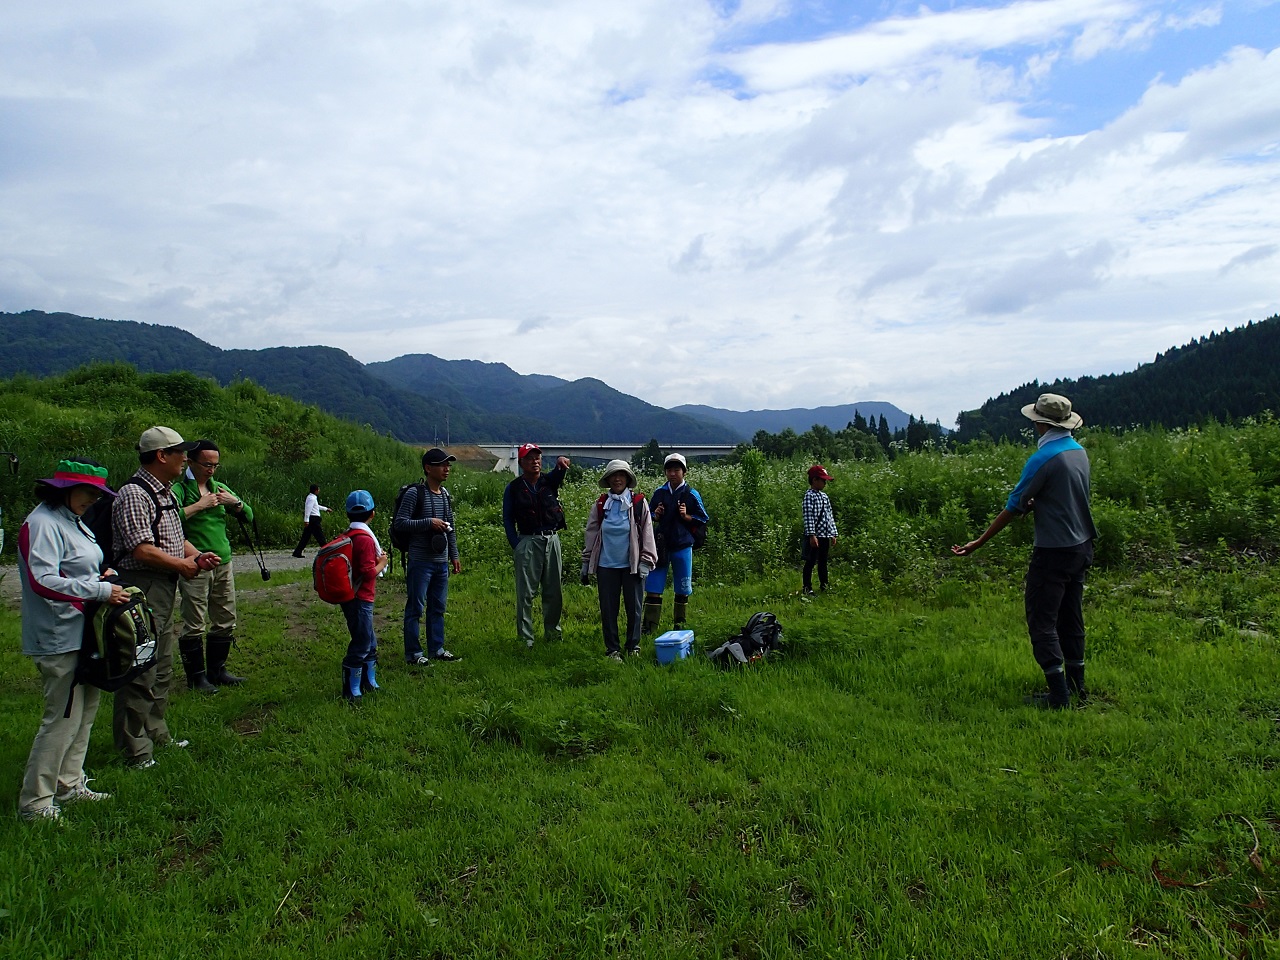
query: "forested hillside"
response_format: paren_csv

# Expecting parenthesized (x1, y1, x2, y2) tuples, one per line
(0, 311, 732, 443)
(954, 315, 1280, 441)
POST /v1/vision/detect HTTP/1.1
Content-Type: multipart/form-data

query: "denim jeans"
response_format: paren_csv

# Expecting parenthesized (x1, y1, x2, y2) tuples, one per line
(340, 599, 378, 669)
(404, 560, 450, 660)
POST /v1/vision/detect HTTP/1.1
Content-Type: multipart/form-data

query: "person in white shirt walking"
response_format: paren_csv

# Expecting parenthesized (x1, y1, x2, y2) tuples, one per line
(292, 483, 331, 558)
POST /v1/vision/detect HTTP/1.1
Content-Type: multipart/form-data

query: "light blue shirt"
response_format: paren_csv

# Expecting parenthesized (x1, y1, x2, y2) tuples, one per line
(598, 496, 632, 569)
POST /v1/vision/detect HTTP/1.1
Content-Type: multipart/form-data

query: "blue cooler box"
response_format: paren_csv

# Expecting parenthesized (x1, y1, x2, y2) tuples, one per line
(653, 629, 694, 665)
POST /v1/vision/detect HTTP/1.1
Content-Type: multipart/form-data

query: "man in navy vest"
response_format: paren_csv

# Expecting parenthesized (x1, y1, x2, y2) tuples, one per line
(952, 394, 1098, 709)
(502, 444, 571, 649)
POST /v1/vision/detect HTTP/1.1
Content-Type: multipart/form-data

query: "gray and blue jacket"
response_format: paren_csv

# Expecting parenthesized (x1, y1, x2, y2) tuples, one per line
(1005, 435, 1098, 549)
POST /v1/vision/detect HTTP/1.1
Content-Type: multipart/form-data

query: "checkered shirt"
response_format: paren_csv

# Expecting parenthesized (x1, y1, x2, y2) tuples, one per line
(112, 467, 186, 569)
(802, 488, 838, 538)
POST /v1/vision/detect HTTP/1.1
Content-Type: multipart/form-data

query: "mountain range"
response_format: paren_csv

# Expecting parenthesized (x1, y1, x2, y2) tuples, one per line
(3, 310, 909, 443)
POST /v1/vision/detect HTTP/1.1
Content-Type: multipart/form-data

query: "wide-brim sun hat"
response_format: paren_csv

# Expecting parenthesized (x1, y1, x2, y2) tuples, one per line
(36, 459, 117, 497)
(599, 459, 636, 488)
(1020, 393, 1083, 430)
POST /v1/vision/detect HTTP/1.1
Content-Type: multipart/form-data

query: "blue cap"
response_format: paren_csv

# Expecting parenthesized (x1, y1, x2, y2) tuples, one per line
(345, 489, 375, 514)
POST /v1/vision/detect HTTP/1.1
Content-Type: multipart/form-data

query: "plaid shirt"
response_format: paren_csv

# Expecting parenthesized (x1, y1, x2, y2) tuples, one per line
(112, 467, 186, 570)
(802, 488, 838, 538)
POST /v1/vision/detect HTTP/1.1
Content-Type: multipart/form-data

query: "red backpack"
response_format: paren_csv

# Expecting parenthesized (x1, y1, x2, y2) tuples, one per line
(313, 530, 372, 604)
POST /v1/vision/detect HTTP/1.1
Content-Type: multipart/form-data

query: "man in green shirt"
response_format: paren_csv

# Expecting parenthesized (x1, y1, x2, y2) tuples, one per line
(174, 440, 253, 692)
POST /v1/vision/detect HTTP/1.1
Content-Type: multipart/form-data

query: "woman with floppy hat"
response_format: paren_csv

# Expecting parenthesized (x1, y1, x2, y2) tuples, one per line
(16, 458, 130, 821)
(581, 460, 658, 661)
(952, 394, 1098, 710)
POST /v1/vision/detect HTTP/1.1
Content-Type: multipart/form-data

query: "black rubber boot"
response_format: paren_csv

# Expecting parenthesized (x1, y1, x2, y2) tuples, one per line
(673, 596, 689, 629)
(1032, 669, 1071, 710)
(1066, 660, 1087, 703)
(207, 637, 246, 686)
(180, 639, 219, 694)
(642, 594, 663, 634)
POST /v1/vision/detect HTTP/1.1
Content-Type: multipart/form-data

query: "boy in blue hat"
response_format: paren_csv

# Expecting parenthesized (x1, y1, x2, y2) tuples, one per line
(339, 490, 389, 702)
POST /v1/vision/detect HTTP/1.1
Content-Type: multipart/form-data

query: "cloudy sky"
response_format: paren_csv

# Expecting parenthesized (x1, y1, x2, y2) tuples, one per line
(2, 1, 1277, 426)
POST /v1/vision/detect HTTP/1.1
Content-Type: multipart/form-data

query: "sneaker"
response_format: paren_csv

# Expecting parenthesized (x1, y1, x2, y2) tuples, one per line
(19, 805, 61, 822)
(291, 551, 304, 559)
(524, 638, 534, 649)
(129, 757, 157, 770)
(432, 650, 461, 663)
(407, 654, 430, 666)
(606, 651, 624, 663)
(164, 739, 191, 749)
(55, 779, 111, 804)
(627, 648, 642, 658)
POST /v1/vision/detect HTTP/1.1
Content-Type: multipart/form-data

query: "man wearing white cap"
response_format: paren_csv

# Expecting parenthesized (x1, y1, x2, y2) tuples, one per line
(111, 426, 221, 767)
(952, 394, 1098, 710)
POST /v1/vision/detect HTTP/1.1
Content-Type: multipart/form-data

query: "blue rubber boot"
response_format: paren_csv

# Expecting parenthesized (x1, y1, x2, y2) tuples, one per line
(342, 666, 363, 703)
(361, 660, 379, 694)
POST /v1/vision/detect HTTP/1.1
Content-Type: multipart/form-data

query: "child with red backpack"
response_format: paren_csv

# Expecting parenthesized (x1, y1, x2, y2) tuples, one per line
(580, 460, 658, 661)
(332, 490, 388, 702)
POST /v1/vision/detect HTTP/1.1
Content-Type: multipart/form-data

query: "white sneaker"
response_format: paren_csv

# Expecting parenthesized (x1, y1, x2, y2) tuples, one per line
(19, 805, 61, 822)
(55, 778, 111, 804)
(165, 739, 191, 749)
(129, 757, 157, 770)
(407, 654, 430, 666)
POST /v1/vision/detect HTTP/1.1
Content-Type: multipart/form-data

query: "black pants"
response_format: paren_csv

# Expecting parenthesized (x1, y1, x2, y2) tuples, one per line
(294, 516, 326, 555)
(802, 538, 831, 590)
(597, 567, 643, 655)
(1024, 542, 1092, 672)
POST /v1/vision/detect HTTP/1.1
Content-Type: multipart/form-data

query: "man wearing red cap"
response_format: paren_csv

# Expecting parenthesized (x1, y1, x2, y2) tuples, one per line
(502, 444, 571, 648)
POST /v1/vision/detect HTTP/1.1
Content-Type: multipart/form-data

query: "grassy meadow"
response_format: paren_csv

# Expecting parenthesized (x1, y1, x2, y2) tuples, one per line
(1, 367, 1279, 958)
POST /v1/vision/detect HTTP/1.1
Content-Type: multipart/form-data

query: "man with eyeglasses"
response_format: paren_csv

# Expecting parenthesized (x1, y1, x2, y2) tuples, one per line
(111, 426, 221, 769)
(174, 440, 253, 693)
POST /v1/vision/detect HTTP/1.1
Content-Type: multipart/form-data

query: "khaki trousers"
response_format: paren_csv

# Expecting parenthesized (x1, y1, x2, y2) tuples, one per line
(20, 652, 100, 813)
(113, 570, 178, 762)
(178, 560, 237, 645)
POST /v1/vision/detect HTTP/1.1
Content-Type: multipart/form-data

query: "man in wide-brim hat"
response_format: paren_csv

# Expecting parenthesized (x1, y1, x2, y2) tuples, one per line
(952, 394, 1097, 710)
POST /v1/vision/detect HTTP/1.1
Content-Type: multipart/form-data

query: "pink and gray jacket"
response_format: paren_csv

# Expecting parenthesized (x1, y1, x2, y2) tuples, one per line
(18, 503, 114, 656)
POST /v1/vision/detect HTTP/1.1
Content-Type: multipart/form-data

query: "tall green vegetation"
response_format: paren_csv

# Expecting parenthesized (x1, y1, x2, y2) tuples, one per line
(0, 363, 425, 547)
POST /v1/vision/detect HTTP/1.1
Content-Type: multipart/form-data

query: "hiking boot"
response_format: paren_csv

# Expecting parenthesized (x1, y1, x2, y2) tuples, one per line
(55, 778, 111, 804)
(432, 650, 461, 663)
(19, 805, 61, 822)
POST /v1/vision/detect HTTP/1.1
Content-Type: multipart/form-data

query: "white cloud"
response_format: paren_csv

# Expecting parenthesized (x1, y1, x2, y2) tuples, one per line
(0, 0, 1277, 426)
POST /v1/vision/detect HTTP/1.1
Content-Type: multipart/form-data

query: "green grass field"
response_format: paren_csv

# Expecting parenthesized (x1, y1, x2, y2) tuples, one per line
(2, 552, 1277, 959)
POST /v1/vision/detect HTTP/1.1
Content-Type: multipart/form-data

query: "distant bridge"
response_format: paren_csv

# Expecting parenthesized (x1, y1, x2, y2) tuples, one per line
(476, 443, 738, 474)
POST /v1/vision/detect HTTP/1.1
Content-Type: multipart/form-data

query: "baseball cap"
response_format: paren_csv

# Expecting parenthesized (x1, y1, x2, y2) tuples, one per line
(422, 447, 457, 466)
(808, 464, 833, 481)
(517, 443, 542, 461)
(663, 453, 687, 469)
(345, 489, 375, 514)
(138, 426, 199, 454)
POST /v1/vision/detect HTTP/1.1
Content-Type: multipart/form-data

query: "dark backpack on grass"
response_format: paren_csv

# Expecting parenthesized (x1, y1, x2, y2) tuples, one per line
(707, 612, 783, 667)
(64, 583, 159, 717)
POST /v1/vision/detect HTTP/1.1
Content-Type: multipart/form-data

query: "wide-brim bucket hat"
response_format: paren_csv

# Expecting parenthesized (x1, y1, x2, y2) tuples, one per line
(599, 459, 637, 488)
(1021, 393, 1083, 430)
(36, 459, 117, 497)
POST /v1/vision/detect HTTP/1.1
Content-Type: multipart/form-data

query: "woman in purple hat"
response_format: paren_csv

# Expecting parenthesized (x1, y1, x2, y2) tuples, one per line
(16, 458, 129, 822)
